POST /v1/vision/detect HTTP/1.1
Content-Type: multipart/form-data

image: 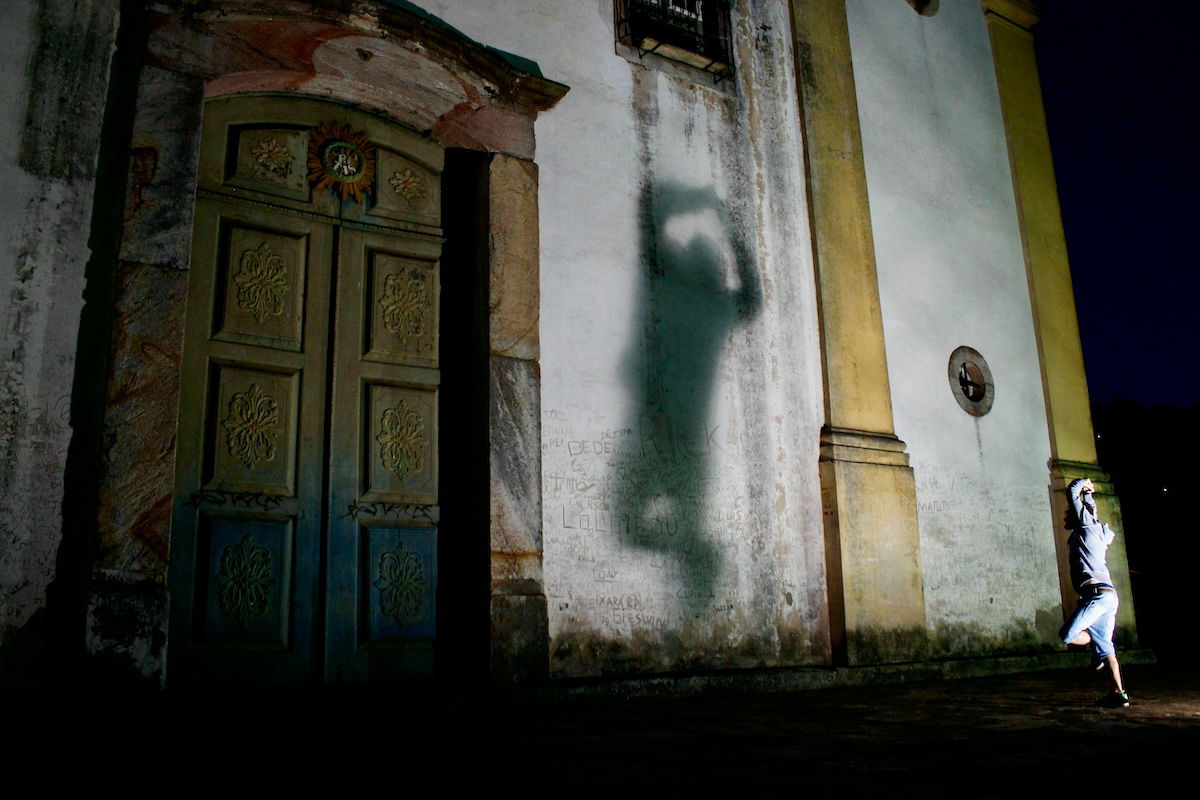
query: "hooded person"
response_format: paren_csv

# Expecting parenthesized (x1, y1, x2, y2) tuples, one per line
(1060, 477, 1129, 708)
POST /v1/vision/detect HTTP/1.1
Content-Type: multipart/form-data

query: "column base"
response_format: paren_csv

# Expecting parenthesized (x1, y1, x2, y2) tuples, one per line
(490, 588, 549, 683)
(820, 427, 927, 666)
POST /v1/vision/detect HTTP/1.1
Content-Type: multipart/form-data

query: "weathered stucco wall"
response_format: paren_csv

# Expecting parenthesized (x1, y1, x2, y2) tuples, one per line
(421, 0, 828, 676)
(846, 0, 1061, 654)
(0, 0, 118, 681)
(1, 0, 1094, 685)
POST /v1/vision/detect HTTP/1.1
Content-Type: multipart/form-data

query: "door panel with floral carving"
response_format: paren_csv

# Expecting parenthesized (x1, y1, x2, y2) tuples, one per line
(326, 229, 441, 680)
(170, 96, 442, 684)
(169, 196, 332, 681)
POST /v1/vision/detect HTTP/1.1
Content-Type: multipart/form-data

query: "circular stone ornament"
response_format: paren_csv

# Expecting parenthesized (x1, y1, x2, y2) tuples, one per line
(308, 121, 376, 203)
(948, 346, 995, 416)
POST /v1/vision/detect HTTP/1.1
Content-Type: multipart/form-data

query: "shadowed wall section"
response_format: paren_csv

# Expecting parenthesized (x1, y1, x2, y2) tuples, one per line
(613, 178, 761, 609)
(538, 1, 828, 678)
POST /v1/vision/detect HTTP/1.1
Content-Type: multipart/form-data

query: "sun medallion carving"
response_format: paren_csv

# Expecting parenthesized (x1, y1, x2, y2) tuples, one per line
(376, 399, 426, 479)
(373, 543, 427, 626)
(223, 383, 280, 469)
(234, 243, 290, 323)
(308, 121, 376, 203)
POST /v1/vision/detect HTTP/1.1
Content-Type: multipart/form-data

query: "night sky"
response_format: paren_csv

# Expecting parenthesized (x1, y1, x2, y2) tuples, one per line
(1035, 1, 1200, 409)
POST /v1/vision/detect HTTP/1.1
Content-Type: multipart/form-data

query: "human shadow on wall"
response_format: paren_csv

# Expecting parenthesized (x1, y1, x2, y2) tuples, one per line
(611, 178, 761, 610)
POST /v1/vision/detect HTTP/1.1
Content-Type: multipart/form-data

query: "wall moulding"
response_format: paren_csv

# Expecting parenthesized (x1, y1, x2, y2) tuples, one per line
(980, 0, 1040, 31)
(146, 0, 568, 159)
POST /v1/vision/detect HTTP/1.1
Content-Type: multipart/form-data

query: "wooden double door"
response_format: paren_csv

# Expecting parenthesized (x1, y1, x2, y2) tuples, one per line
(169, 96, 446, 683)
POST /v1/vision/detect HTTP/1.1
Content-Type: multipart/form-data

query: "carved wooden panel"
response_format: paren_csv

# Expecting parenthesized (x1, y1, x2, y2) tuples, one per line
(204, 366, 298, 494)
(364, 384, 437, 502)
(213, 223, 308, 351)
(227, 126, 311, 202)
(198, 96, 444, 223)
(369, 148, 440, 227)
(195, 513, 293, 647)
(365, 250, 438, 367)
(178, 96, 444, 684)
(359, 525, 437, 644)
(172, 193, 331, 684)
(326, 224, 441, 681)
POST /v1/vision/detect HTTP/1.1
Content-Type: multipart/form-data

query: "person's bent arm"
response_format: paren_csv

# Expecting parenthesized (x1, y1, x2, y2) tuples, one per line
(1068, 478, 1087, 522)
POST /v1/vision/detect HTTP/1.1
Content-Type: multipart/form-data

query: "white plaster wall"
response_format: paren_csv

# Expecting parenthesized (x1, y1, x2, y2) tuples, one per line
(846, 0, 1061, 649)
(418, 0, 828, 674)
(0, 0, 115, 645)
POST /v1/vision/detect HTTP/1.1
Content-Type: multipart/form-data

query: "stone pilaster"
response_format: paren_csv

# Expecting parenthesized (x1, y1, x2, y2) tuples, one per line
(486, 154, 548, 681)
(819, 430, 925, 665)
(790, 0, 926, 665)
(983, 0, 1137, 641)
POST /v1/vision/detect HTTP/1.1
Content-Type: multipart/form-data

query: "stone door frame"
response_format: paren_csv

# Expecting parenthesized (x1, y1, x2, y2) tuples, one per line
(89, 0, 568, 684)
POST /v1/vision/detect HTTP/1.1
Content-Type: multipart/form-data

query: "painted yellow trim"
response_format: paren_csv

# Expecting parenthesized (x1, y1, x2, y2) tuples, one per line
(981, 0, 1040, 30)
(791, 0, 926, 666)
(985, 4, 1138, 643)
(985, 6, 1097, 465)
(790, 0, 895, 435)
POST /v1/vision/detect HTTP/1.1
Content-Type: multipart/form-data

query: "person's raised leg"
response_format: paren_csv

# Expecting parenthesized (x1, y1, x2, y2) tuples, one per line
(1061, 595, 1104, 648)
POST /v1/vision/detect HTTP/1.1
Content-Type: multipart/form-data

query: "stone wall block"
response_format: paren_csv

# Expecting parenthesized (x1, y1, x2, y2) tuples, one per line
(84, 569, 167, 686)
(489, 354, 543, 587)
(95, 261, 188, 576)
(487, 154, 540, 360)
(433, 104, 536, 161)
(120, 66, 204, 270)
(490, 593, 548, 683)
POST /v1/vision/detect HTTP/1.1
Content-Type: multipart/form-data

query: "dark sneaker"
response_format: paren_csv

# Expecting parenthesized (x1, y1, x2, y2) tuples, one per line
(1096, 690, 1130, 708)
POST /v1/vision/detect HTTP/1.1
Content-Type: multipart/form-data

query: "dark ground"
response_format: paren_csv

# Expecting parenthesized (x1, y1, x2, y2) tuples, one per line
(490, 664, 1197, 794)
(7, 663, 1197, 793)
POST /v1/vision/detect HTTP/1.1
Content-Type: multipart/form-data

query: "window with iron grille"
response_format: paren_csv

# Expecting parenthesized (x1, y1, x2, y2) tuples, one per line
(615, 0, 733, 79)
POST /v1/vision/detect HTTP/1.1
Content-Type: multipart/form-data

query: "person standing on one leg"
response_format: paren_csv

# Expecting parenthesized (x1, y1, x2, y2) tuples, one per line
(1060, 477, 1129, 708)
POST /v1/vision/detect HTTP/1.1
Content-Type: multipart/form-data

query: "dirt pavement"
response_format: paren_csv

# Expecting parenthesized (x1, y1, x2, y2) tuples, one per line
(8, 663, 1197, 794)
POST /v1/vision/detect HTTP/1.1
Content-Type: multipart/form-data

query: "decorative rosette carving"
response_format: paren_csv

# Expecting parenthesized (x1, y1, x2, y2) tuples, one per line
(373, 543, 427, 625)
(250, 136, 292, 177)
(234, 243, 290, 323)
(376, 399, 426, 479)
(388, 168, 426, 203)
(378, 268, 427, 341)
(223, 383, 280, 468)
(215, 535, 272, 623)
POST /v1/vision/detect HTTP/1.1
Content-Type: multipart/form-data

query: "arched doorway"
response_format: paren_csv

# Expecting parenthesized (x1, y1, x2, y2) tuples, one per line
(169, 95, 445, 683)
(84, 1, 567, 688)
